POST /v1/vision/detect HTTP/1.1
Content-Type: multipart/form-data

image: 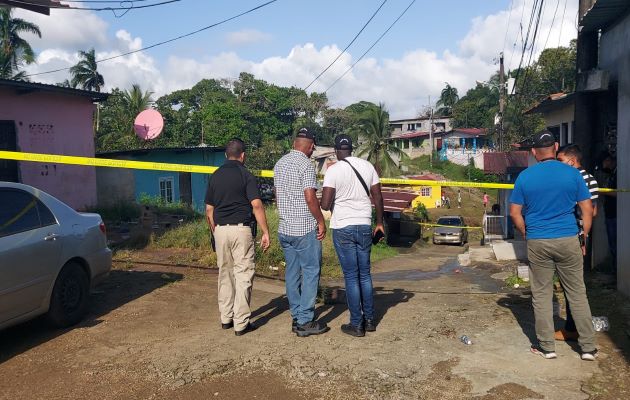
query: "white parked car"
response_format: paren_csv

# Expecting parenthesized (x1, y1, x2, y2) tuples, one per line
(0, 182, 111, 330)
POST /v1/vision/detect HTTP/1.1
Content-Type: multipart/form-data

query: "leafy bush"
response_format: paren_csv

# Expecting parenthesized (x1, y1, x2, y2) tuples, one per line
(138, 193, 197, 217)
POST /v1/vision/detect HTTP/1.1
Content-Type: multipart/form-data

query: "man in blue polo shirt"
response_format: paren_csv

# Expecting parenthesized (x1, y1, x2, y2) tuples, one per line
(509, 130, 597, 361)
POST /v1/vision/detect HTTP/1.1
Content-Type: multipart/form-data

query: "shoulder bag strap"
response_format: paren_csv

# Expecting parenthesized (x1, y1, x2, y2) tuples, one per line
(340, 159, 370, 197)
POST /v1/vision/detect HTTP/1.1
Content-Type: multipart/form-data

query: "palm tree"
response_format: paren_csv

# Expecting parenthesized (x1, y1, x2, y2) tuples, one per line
(436, 82, 459, 116)
(70, 48, 104, 92)
(0, 8, 41, 79)
(354, 103, 408, 177)
(122, 84, 154, 117)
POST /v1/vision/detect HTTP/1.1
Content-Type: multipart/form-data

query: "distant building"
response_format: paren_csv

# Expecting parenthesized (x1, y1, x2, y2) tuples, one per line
(388, 116, 453, 159)
(405, 174, 443, 210)
(525, 92, 575, 146)
(96, 147, 225, 213)
(0, 79, 107, 209)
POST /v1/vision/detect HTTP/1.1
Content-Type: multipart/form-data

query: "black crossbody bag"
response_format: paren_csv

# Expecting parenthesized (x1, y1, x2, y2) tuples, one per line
(340, 159, 384, 245)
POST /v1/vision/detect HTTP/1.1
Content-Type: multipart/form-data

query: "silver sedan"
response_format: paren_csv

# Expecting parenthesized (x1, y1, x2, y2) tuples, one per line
(0, 182, 111, 330)
(432, 216, 468, 246)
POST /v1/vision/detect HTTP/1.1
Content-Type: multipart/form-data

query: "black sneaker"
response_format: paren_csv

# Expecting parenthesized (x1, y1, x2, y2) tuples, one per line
(341, 323, 365, 337)
(295, 321, 330, 337)
(235, 322, 257, 336)
(581, 349, 598, 361)
(530, 345, 557, 359)
(221, 321, 234, 330)
(291, 319, 298, 333)
(364, 319, 376, 332)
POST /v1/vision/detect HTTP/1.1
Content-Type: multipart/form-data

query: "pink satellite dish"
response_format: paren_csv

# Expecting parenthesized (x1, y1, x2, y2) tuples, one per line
(134, 109, 164, 140)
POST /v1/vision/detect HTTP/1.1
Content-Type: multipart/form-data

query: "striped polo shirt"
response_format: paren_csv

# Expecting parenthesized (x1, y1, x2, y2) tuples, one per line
(576, 168, 599, 231)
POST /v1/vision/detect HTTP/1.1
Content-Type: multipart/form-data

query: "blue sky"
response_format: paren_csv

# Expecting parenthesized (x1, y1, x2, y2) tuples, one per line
(20, 0, 578, 118)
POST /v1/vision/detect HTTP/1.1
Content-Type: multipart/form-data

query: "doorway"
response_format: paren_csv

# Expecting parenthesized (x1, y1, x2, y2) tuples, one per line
(0, 121, 18, 182)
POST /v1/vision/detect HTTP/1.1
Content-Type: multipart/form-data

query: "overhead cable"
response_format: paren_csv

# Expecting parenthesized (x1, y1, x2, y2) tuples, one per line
(324, 0, 416, 93)
(25, 0, 278, 78)
(304, 0, 388, 91)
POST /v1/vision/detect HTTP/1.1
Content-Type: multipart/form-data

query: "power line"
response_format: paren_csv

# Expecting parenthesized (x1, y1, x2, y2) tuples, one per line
(303, 0, 388, 91)
(510, 0, 540, 94)
(7, 0, 180, 11)
(556, 0, 568, 48)
(542, 0, 560, 50)
(325, 0, 416, 93)
(25, 0, 278, 78)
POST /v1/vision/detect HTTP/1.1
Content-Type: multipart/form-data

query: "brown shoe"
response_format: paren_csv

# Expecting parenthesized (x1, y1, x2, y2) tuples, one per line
(554, 329, 579, 341)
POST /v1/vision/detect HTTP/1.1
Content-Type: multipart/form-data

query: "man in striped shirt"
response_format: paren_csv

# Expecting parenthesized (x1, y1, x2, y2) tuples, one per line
(555, 144, 599, 341)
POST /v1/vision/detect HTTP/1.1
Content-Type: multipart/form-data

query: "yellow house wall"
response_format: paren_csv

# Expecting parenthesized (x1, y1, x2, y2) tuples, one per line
(410, 185, 442, 209)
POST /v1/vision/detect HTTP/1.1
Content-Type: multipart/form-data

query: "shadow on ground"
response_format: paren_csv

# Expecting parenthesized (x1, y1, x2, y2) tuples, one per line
(0, 269, 182, 364)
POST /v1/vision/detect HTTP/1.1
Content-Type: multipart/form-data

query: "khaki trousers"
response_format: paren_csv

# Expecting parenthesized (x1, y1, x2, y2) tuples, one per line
(214, 225, 255, 331)
(528, 236, 596, 353)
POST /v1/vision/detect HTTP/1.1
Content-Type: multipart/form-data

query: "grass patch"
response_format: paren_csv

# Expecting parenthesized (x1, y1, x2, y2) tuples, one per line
(505, 274, 529, 288)
(146, 206, 399, 279)
(86, 201, 141, 222)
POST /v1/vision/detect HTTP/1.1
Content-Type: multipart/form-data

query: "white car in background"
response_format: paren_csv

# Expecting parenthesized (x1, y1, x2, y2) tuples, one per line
(0, 182, 111, 330)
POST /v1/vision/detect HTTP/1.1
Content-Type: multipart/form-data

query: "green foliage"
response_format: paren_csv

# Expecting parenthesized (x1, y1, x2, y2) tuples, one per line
(152, 217, 212, 249)
(0, 8, 41, 80)
(436, 82, 459, 116)
(70, 48, 104, 92)
(85, 201, 141, 222)
(354, 103, 407, 177)
(138, 193, 196, 217)
(405, 155, 495, 183)
(414, 203, 430, 222)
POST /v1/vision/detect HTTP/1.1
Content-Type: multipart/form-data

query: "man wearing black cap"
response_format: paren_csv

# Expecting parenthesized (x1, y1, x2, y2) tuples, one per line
(274, 128, 329, 337)
(509, 130, 597, 360)
(321, 134, 385, 337)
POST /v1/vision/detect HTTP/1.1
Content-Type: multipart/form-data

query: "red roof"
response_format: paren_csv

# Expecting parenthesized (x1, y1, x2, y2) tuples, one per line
(406, 174, 441, 181)
(378, 188, 418, 213)
(483, 151, 529, 174)
(450, 128, 487, 136)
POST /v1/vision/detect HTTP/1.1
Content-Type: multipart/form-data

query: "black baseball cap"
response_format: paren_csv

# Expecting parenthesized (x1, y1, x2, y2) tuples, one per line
(334, 134, 353, 150)
(532, 130, 556, 148)
(296, 127, 316, 142)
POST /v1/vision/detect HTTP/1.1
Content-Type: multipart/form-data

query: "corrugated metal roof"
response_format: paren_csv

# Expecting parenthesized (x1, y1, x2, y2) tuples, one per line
(580, 0, 630, 32)
(484, 151, 529, 174)
(0, 78, 108, 101)
(524, 92, 575, 115)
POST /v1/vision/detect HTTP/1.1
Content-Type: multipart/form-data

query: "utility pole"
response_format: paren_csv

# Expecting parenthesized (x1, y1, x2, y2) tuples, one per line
(428, 95, 433, 167)
(499, 52, 505, 152)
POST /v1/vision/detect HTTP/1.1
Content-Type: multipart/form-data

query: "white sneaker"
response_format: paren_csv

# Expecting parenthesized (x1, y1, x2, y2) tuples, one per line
(530, 346, 557, 359)
(581, 350, 598, 361)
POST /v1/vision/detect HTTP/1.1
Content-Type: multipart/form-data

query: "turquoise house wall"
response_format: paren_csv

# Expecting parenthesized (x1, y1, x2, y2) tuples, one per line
(117, 149, 225, 213)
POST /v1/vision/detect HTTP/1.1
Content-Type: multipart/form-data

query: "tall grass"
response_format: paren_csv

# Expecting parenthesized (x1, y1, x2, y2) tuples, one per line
(151, 206, 398, 279)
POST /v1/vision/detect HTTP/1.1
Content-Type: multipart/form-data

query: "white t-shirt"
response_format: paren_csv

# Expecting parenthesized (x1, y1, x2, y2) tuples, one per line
(323, 156, 380, 229)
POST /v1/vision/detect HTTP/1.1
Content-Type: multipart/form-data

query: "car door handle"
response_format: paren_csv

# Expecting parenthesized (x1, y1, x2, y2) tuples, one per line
(44, 233, 59, 241)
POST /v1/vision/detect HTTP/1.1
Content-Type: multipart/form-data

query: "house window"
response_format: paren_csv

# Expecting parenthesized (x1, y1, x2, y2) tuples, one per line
(421, 187, 432, 197)
(159, 177, 174, 203)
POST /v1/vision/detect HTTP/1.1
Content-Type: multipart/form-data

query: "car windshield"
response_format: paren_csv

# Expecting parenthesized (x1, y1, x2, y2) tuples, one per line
(437, 218, 463, 226)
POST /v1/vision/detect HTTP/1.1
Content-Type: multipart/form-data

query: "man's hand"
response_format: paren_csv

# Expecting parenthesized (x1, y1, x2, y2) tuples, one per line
(317, 222, 326, 241)
(373, 223, 385, 238)
(581, 245, 587, 256)
(260, 232, 270, 252)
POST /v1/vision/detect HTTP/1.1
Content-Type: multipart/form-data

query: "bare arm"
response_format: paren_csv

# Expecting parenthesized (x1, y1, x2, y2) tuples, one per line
(251, 199, 270, 251)
(592, 203, 598, 218)
(578, 199, 594, 237)
(509, 204, 526, 239)
(370, 183, 385, 234)
(205, 204, 215, 232)
(320, 187, 335, 211)
(305, 188, 326, 240)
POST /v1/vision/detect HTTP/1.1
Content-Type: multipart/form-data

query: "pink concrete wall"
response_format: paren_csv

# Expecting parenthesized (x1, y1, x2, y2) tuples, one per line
(0, 88, 97, 210)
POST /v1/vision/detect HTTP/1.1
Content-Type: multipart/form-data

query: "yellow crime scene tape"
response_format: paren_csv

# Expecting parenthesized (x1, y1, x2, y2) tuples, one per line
(0, 150, 621, 192)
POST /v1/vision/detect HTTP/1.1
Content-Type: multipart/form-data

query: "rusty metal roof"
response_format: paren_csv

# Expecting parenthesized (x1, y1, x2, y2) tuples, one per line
(580, 0, 630, 32)
(0, 0, 69, 15)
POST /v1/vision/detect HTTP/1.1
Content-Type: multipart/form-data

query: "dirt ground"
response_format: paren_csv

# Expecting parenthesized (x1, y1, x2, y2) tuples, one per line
(1, 244, 629, 400)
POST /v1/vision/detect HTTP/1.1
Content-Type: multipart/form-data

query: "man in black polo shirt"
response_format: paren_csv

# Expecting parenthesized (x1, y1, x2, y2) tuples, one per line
(205, 138, 270, 336)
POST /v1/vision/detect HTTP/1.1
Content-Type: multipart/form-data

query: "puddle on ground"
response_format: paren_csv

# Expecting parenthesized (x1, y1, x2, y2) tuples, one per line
(372, 259, 463, 282)
(372, 258, 503, 293)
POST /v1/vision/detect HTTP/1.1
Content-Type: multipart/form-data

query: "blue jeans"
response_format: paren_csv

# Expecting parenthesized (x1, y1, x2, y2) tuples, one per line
(278, 230, 322, 325)
(332, 225, 374, 327)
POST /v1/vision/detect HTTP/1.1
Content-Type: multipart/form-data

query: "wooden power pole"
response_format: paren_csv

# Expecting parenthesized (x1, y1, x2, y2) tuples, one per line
(499, 52, 505, 152)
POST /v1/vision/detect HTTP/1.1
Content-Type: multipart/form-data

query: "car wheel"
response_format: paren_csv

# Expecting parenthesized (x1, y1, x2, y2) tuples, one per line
(47, 262, 90, 328)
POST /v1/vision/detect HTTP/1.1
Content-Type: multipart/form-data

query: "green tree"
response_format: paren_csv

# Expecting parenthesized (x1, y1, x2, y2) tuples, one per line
(436, 82, 459, 116)
(0, 8, 40, 79)
(354, 103, 407, 177)
(70, 48, 104, 92)
(123, 84, 153, 118)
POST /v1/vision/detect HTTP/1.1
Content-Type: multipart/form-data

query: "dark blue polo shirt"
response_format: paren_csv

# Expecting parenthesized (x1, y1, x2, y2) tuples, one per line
(510, 160, 591, 239)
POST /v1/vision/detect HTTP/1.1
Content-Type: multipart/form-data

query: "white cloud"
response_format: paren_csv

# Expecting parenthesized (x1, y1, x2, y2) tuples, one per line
(20, 0, 580, 119)
(225, 29, 272, 46)
(15, 7, 108, 51)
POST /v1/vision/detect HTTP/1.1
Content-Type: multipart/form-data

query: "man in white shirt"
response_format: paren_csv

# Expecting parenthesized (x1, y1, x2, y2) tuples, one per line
(320, 134, 385, 337)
